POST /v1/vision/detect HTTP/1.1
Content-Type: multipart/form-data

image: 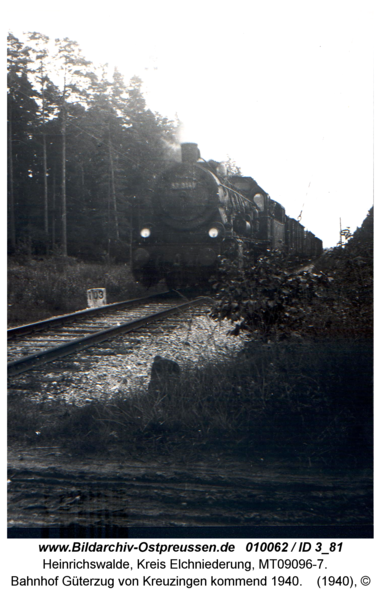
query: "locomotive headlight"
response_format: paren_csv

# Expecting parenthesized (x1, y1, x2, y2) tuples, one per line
(208, 223, 225, 239)
(208, 227, 219, 238)
(140, 227, 151, 238)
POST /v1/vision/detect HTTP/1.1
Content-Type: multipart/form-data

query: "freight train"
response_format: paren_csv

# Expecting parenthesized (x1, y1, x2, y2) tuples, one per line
(132, 143, 323, 288)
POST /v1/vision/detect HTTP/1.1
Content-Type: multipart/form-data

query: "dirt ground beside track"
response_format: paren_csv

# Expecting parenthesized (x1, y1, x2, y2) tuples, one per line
(8, 444, 372, 531)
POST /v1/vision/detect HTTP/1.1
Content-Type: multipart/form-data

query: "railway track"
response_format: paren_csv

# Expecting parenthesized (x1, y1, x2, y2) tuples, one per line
(7, 291, 172, 339)
(8, 292, 210, 378)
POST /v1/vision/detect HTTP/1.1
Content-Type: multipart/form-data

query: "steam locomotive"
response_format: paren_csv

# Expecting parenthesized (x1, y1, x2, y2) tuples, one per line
(132, 143, 323, 288)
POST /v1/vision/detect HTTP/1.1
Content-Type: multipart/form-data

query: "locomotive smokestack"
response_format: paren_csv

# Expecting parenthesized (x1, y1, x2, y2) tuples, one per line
(181, 143, 200, 163)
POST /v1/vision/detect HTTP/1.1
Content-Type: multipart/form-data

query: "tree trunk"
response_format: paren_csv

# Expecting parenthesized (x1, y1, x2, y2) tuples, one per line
(52, 170, 56, 249)
(108, 126, 119, 240)
(61, 105, 67, 256)
(42, 132, 49, 251)
(8, 99, 16, 250)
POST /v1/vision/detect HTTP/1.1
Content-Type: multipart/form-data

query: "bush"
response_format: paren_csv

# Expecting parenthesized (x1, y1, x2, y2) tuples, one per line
(212, 208, 373, 340)
(211, 250, 332, 339)
(7, 258, 148, 326)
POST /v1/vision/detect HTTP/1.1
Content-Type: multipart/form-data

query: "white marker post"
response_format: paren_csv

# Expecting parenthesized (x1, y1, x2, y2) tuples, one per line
(87, 288, 107, 308)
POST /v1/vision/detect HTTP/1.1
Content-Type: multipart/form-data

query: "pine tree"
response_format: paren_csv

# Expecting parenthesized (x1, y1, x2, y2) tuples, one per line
(53, 37, 95, 256)
(25, 33, 62, 252)
(7, 31, 179, 261)
(7, 33, 40, 252)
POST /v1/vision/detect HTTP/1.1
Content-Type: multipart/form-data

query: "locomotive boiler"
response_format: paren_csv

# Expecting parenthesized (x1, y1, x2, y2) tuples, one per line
(132, 143, 322, 288)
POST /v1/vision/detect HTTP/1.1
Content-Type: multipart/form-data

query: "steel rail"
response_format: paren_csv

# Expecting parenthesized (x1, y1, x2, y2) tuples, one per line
(8, 298, 209, 378)
(7, 291, 172, 339)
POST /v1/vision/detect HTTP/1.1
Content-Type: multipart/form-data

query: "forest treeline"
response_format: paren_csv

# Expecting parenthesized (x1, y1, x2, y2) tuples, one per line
(7, 32, 180, 260)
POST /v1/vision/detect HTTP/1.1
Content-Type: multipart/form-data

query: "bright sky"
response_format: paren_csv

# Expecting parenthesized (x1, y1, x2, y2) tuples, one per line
(6, 0, 375, 248)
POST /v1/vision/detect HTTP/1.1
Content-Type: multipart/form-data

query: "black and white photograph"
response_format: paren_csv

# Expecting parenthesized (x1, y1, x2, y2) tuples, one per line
(6, 0, 374, 548)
